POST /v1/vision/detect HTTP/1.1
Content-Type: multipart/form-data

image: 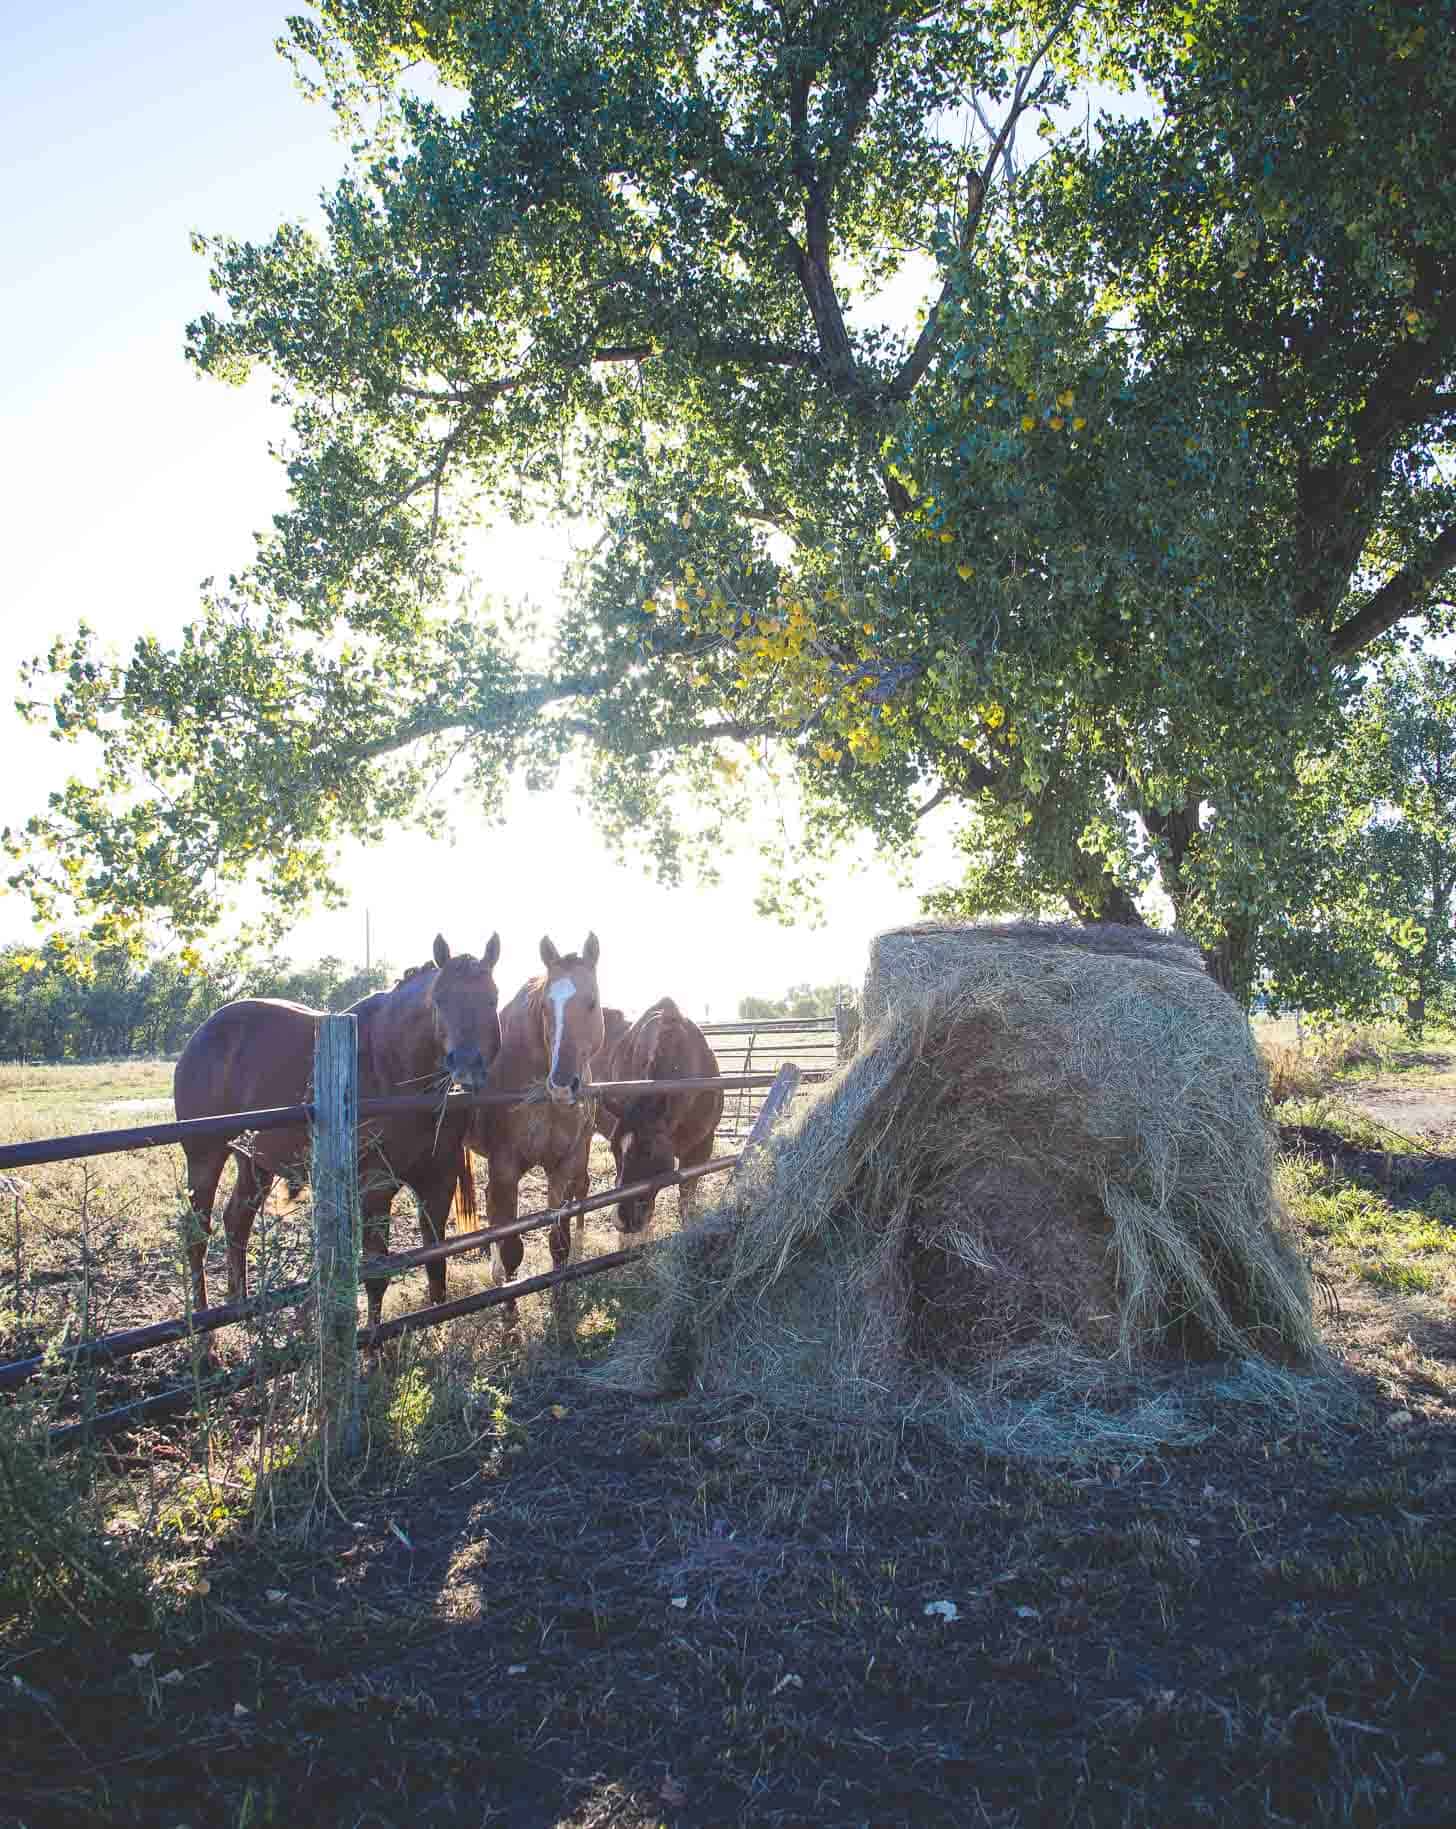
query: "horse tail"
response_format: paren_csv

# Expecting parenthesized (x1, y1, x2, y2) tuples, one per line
(453, 1142, 478, 1229)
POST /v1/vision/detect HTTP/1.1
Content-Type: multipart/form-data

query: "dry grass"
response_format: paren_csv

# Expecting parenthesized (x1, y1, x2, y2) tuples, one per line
(603, 923, 1332, 1461)
(1259, 1024, 1390, 1103)
(1, 1051, 680, 1586)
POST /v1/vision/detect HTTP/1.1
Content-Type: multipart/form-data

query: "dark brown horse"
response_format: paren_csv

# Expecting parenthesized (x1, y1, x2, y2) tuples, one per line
(595, 999, 723, 1231)
(174, 934, 501, 1327)
(471, 934, 605, 1293)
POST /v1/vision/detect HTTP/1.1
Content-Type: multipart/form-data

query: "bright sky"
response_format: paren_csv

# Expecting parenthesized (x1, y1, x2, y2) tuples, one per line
(0, 2, 966, 1021)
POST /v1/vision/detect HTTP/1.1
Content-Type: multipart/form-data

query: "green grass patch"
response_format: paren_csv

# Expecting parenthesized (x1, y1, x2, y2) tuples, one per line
(1274, 1095, 1404, 1151)
(1279, 1155, 1456, 1295)
(0, 1058, 176, 1129)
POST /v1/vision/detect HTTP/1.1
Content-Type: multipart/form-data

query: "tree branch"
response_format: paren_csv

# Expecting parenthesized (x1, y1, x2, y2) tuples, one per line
(1330, 521, 1456, 657)
(887, 11, 1074, 404)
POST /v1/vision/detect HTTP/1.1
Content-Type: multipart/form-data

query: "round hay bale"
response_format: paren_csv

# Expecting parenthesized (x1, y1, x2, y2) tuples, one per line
(863, 918, 1209, 1032)
(602, 924, 1328, 1460)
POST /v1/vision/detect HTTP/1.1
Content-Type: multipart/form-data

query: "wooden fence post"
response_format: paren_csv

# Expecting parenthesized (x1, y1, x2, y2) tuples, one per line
(312, 1013, 360, 1462)
(834, 1001, 860, 1065)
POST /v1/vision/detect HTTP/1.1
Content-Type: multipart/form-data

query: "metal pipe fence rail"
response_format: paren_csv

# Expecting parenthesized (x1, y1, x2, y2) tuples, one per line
(0, 1069, 821, 1174)
(2, 1052, 807, 1451)
(700, 1014, 844, 1142)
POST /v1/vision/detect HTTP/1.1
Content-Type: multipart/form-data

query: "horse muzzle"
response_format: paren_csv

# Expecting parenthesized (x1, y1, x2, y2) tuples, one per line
(617, 1195, 655, 1234)
(446, 1048, 490, 1092)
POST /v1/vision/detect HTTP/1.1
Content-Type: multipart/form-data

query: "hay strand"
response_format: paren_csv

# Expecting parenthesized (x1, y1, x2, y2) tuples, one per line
(602, 924, 1329, 1459)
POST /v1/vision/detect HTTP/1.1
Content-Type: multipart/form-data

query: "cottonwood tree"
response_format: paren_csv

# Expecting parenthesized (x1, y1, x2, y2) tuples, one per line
(938, 0, 1456, 992)
(6, 0, 1454, 1000)
(1257, 653, 1456, 1033)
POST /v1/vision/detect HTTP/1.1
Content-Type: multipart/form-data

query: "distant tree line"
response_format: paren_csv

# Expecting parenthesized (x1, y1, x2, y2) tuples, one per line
(737, 983, 855, 1022)
(0, 939, 393, 1062)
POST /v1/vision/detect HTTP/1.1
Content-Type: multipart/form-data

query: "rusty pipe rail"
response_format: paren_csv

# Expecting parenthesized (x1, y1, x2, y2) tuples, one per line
(0, 1155, 741, 1391)
(0, 1070, 826, 1173)
(358, 1153, 740, 1281)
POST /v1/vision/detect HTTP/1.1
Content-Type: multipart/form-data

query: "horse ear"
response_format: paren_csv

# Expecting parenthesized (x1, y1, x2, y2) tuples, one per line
(433, 934, 451, 967)
(483, 932, 501, 970)
(540, 935, 561, 970)
(582, 931, 600, 968)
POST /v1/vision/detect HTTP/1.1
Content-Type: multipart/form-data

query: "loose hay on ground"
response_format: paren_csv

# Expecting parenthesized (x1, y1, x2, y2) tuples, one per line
(603, 922, 1337, 1459)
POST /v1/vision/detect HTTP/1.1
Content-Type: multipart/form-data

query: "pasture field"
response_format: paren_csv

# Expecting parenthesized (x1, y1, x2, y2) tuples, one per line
(2, 1059, 1456, 1827)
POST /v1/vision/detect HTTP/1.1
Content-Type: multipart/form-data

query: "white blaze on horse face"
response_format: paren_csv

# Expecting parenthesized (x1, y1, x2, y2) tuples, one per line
(546, 976, 577, 1085)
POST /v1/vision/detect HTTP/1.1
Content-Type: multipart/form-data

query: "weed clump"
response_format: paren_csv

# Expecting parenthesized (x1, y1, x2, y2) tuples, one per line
(604, 921, 1331, 1459)
(0, 1390, 150, 1641)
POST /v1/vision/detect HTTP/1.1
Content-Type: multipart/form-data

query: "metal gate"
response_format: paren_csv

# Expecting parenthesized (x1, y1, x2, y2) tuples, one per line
(699, 1012, 851, 1143)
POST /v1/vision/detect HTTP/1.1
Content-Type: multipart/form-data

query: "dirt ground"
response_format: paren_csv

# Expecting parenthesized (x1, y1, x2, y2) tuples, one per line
(3, 1069, 1456, 1827)
(3, 1365, 1453, 1829)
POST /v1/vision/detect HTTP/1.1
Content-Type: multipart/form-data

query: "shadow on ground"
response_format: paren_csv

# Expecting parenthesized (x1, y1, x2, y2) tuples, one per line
(4, 1342, 1455, 1829)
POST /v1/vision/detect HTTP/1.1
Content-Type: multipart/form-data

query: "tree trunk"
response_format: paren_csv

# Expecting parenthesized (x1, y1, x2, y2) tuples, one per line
(1201, 919, 1257, 1007)
(1065, 861, 1145, 926)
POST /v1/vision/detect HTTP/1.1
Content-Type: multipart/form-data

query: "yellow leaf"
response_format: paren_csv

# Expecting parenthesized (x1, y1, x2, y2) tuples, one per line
(1072, 417, 1086, 431)
(1021, 415, 1037, 432)
(642, 599, 657, 615)
(957, 562, 974, 580)
(1049, 416, 1064, 431)
(549, 1404, 568, 1420)
(1057, 389, 1075, 409)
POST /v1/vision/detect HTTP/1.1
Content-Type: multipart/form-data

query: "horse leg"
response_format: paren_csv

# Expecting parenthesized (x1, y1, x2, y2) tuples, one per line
(219, 1155, 276, 1304)
(408, 1166, 457, 1310)
(676, 1133, 716, 1223)
(180, 1144, 228, 1311)
(545, 1162, 583, 1329)
(546, 1166, 579, 1274)
(488, 1170, 523, 1292)
(361, 1191, 394, 1334)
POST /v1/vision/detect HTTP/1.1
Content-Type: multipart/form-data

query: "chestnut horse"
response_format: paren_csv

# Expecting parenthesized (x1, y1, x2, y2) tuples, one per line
(471, 934, 605, 1293)
(174, 933, 501, 1328)
(595, 999, 723, 1232)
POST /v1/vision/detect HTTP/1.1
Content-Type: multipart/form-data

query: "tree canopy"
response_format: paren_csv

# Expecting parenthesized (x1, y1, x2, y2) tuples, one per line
(1258, 653, 1456, 1032)
(0, 938, 391, 1062)
(7, 0, 1455, 995)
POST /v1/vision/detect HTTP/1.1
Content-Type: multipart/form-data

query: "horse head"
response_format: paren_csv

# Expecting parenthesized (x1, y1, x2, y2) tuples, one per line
(538, 932, 605, 1105)
(429, 932, 502, 1091)
(613, 1089, 676, 1231)
(612, 1001, 689, 1231)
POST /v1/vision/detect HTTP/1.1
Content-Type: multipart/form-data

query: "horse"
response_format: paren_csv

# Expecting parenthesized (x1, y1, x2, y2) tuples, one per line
(174, 933, 501, 1328)
(594, 998, 723, 1231)
(471, 933, 605, 1296)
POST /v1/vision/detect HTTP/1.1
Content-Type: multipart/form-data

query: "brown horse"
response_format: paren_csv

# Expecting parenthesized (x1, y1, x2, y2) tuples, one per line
(174, 933, 501, 1327)
(471, 934, 605, 1293)
(595, 999, 723, 1231)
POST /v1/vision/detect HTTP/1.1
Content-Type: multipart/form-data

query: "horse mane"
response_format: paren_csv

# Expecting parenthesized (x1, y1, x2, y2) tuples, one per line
(393, 960, 435, 988)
